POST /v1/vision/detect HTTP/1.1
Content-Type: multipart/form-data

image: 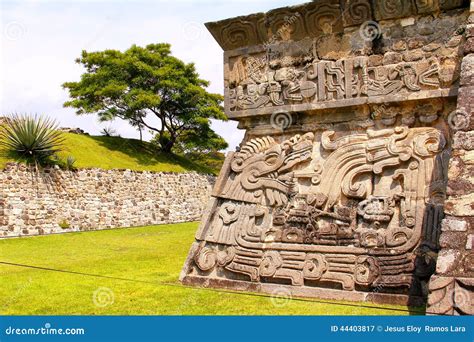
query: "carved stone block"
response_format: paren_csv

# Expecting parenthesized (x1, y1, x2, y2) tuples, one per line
(303, 0, 344, 35)
(439, 0, 468, 10)
(342, 0, 373, 27)
(205, 14, 267, 51)
(427, 276, 474, 315)
(415, 0, 440, 14)
(373, 0, 415, 20)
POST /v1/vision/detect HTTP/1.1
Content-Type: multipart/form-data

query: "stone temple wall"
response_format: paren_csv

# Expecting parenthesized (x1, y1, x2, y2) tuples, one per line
(0, 163, 215, 238)
(180, 0, 473, 311)
(427, 4, 474, 315)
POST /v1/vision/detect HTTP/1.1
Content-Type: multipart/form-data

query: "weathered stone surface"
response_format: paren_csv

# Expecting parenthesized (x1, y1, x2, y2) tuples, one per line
(368, 54, 384, 66)
(403, 50, 424, 61)
(0, 164, 215, 237)
(205, 0, 463, 54)
(460, 149, 474, 163)
(415, 0, 440, 14)
(373, 0, 414, 20)
(464, 37, 474, 53)
(382, 51, 403, 64)
(440, 0, 467, 10)
(460, 54, 474, 86)
(441, 216, 468, 231)
(400, 17, 416, 27)
(427, 276, 474, 315)
(453, 86, 474, 130)
(342, 0, 373, 27)
(407, 38, 426, 49)
(426, 1, 474, 315)
(445, 193, 474, 216)
(436, 249, 462, 273)
(439, 231, 467, 248)
(183, 0, 472, 310)
(392, 40, 408, 51)
(466, 234, 473, 249)
(422, 43, 441, 52)
(446, 163, 474, 196)
(220, 10, 465, 119)
(453, 131, 474, 149)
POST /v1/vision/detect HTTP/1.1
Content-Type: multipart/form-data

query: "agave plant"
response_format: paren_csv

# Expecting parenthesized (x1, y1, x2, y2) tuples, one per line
(101, 126, 117, 137)
(0, 114, 64, 165)
(66, 155, 76, 170)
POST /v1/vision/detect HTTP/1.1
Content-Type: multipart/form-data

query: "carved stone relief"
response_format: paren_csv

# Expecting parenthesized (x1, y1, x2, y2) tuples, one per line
(427, 276, 474, 315)
(183, 124, 450, 299)
(182, 0, 471, 307)
(227, 46, 448, 114)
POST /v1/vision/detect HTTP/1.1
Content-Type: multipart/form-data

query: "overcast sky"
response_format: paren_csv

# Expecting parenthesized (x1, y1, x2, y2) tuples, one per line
(0, 0, 304, 151)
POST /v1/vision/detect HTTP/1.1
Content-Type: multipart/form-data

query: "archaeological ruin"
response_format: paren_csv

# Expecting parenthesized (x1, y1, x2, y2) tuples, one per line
(180, 0, 474, 314)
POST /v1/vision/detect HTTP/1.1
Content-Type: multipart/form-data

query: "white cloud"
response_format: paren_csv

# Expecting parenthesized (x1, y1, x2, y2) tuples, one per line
(0, 0, 303, 150)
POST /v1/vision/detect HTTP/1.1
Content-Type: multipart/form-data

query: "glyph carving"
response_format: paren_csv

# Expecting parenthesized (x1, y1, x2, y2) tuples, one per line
(227, 49, 445, 114)
(184, 126, 448, 294)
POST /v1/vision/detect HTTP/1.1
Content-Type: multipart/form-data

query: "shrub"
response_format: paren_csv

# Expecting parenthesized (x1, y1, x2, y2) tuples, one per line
(101, 126, 117, 137)
(58, 219, 70, 229)
(0, 114, 64, 165)
(50, 154, 77, 170)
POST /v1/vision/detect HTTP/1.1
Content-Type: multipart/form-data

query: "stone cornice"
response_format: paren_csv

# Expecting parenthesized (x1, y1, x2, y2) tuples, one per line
(205, 0, 469, 51)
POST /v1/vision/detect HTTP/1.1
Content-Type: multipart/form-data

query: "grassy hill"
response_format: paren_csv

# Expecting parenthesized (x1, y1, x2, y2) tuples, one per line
(0, 132, 221, 174)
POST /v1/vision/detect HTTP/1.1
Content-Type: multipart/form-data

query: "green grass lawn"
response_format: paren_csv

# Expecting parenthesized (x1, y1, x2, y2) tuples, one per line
(0, 133, 219, 174)
(0, 222, 416, 315)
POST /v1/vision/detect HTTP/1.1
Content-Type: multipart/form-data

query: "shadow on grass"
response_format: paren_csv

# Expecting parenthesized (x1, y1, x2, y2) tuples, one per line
(88, 136, 215, 174)
(0, 148, 44, 168)
(408, 305, 427, 315)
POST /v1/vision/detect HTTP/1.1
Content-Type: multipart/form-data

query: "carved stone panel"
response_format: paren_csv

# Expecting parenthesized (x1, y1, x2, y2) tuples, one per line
(182, 122, 451, 302)
(224, 41, 457, 118)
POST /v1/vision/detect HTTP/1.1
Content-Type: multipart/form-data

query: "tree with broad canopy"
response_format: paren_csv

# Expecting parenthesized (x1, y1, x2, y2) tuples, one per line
(63, 43, 228, 153)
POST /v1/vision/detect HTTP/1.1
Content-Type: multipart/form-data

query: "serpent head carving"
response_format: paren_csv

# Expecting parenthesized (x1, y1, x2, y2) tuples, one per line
(221, 133, 314, 206)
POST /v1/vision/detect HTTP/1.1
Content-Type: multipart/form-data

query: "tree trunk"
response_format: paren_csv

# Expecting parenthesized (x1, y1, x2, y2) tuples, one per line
(161, 144, 172, 153)
(161, 135, 176, 153)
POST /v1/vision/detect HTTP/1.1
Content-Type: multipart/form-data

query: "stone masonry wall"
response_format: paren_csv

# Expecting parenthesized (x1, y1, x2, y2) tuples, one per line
(426, 0, 474, 315)
(0, 163, 215, 238)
